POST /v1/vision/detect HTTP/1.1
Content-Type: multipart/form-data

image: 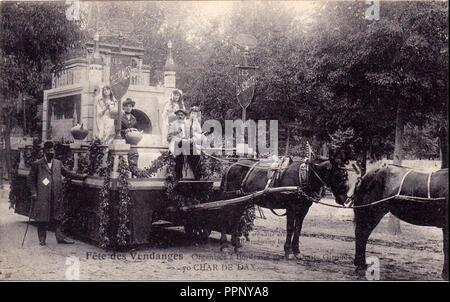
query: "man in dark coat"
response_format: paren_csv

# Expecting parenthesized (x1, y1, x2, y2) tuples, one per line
(120, 98, 140, 174)
(120, 98, 138, 138)
(27, 141, 88, 245)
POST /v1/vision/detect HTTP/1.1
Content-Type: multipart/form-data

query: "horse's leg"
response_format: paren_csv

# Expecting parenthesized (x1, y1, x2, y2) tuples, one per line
(220, 232, 228, 244)
(219, 230, 229, 251)
(291, 204, 311, 259)
(284, 206, 295, 259)
(354, 209, 386, 272)
(219, 210, 230, 251)
(231, 232, 242, 252)
(442, 225, 448, 280)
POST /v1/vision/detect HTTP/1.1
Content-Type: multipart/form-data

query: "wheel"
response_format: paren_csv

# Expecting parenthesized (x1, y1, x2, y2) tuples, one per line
(184, 224, 194, 236)
(184, 224, 211, 241)
(198, 228, 211, 241)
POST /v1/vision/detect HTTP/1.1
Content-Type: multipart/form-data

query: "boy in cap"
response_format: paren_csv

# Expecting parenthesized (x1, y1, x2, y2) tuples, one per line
(27, 141, 88, 245)
(121, 98, 140, 174)
(120, 98, 138, 138)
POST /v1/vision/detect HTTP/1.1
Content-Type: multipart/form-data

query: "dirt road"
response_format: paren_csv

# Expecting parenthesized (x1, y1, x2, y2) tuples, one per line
(0, 184, 444, 281)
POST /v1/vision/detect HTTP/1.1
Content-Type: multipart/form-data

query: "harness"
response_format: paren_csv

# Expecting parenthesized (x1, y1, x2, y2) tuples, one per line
(224, 156, 296, 216)
(394, 169, 447, 202)
(319, 166, 447, 210)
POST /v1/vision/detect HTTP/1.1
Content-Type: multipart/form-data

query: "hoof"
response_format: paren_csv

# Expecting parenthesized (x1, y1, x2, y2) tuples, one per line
(293, 253, 301, 260)
(355, 265, 367, 276)
(220, 244, 230, 252)
(284, 252, 290, 260)
(232, 239, 242, 248)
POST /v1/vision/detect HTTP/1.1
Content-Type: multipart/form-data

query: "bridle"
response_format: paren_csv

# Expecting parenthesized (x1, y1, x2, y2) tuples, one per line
(308, 160, 362, 206)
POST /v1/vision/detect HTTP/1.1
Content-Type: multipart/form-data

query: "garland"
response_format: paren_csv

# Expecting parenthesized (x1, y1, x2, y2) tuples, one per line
(236, 205, 256, 241)
(77, 138, 107, 175)
(117, 155, 132, 247)
(98, 152, 112, 249)
(87, 139, 106, 175)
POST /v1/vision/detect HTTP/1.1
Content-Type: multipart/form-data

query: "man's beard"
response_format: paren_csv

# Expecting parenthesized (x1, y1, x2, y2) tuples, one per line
(45, 153, 54, 161)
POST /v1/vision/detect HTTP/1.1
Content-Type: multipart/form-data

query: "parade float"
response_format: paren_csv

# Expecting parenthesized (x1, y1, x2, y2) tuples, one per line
(9, 35, 258, 250)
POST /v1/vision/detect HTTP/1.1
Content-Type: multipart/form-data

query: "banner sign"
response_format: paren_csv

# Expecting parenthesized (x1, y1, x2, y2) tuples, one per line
(236, 66, 257, 109)
(109, 54, 132, 100)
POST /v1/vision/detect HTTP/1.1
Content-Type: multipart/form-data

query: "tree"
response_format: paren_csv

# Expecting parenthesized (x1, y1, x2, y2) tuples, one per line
(306, 1, 448, 170)
(306, 1, 447, 234)
(0, 2, 84, 177)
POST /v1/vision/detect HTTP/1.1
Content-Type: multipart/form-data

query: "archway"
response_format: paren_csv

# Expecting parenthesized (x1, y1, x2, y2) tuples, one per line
(131, 109, 152, 134)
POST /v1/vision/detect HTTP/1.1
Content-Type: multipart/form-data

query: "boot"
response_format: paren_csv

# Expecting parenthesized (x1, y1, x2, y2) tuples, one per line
(37, 224, 47, 246)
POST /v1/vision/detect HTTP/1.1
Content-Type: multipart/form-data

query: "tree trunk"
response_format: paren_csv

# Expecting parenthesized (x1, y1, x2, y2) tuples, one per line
(285, 126, 290, 156)
(0, 131, 4, 189)
(389, 102, 404, 235)
(439, 126, 448, 169)
(4, 122, 12, 180)
(361, 135, 368, 176)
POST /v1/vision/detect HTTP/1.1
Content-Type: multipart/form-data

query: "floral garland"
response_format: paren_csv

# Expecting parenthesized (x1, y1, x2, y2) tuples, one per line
(236, 205, 256, 241)
(77, 138, 106, 175)
(98, 151, 112, 249)
(117, 155, 132, 247)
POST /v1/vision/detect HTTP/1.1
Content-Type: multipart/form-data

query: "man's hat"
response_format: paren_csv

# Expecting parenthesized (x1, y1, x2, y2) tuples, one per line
(123, 98, 135, 107)
(190, 106, 200, 112)
(174, 108, 188, 115)
(43, 141, 54, 150)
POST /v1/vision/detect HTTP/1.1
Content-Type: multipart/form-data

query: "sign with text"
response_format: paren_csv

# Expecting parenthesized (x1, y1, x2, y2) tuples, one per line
(110, 54, 132, 100)
(236, 66, 257, 109)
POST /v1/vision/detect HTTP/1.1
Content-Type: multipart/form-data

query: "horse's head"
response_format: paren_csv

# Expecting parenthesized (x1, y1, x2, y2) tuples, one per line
(328, 159, 362, 205)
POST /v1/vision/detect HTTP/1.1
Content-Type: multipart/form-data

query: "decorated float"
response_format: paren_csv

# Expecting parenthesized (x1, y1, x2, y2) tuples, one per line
(9, 35, 258, 250)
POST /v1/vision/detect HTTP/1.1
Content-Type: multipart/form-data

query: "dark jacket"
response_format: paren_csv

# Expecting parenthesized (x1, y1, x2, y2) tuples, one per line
(121, 113, 138, 138)
(27, 158, 85, 222)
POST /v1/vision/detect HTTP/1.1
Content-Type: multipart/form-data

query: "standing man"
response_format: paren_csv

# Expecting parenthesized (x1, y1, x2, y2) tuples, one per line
(168, 108, 189, 180)
(167, 108, 201, 180)
(27, 141, 88, 245)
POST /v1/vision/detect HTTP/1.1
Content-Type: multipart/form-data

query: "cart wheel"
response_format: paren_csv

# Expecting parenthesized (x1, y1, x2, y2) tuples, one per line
(184, 224, 194, 237)
(198, 228, 211, 241)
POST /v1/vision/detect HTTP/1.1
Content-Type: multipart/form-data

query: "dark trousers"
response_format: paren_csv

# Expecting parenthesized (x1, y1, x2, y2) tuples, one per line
(37, 220, 66, 243)
(175, 155, 201, 180)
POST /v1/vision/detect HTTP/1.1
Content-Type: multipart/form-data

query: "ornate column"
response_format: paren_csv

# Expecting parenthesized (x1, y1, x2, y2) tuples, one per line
(109, 139, 131, 179)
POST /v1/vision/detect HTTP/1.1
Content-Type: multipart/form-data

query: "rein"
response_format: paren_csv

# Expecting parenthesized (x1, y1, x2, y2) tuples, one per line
(310, 166, 447, 210)
(212, 153, 445, 212)
(203, 153, 291, 170)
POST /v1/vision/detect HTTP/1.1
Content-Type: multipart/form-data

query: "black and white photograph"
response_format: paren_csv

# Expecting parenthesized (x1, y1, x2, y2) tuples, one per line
(0, 0, 448, 284)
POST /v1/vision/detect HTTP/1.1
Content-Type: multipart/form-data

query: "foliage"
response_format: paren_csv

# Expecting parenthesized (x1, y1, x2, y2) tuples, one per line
(23, 139, 43, 167)
(87, 139, 107, 175)
(54, 142, 73, 169)
(117, 156, 132, 247)
(0, 2, 84, 99)
(306, 1, 448, 160)
(98, 152, 112, 249)
(236, 205, 256, 240)
(0, 1, 84, 177)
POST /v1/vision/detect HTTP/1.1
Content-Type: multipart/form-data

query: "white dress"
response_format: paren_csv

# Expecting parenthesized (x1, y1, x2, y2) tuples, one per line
(95, 97, 118, 145)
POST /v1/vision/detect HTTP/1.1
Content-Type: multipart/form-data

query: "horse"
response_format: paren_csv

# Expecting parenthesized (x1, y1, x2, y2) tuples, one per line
(349, 164, 448, 280)
(218, 155, 360, 259)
